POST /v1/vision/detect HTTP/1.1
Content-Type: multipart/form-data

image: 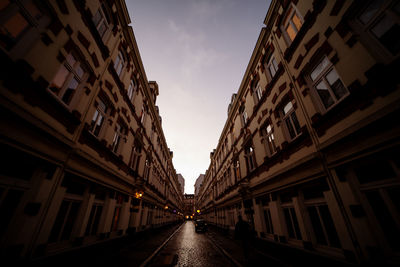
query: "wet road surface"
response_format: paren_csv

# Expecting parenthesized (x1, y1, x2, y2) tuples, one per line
(149, 221, 234, 267)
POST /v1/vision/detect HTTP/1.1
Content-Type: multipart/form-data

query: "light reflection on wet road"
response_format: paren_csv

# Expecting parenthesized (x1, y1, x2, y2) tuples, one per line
(149, 221, 234, 267)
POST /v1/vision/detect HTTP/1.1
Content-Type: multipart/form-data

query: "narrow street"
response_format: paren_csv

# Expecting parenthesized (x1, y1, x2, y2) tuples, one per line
(148, 221, 234, 267)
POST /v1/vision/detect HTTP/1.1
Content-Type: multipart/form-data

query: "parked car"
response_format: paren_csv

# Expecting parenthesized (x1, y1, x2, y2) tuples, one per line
(194, 219, 207, 232)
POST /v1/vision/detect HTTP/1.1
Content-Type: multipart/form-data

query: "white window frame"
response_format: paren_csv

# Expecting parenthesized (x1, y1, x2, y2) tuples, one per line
(281, 3, 304, 45)
(89, 98, 108, 137)
(111, 123, 125, 154)
(268, 55, 279, 79)
(309, 56, 349, 113)
(114, 51, 125, 77)
(127, 79, 136, 101)
(349, 0, 400, 63)
(282, 101, 301, 141)
(49, 53, 87, 108)
(261, 123, 277, 156)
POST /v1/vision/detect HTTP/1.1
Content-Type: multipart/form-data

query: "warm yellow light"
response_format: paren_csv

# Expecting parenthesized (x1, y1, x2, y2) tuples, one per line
(164, 205, 169, 210)
(135, 191, 143, 199)
(185, 216, 189, 219)
(197, 209, 200, 213)
(190, 215, 193, 219)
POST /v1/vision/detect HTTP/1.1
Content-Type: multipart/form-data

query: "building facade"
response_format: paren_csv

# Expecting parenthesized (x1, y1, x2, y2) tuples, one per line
(183, 194, 194, 219)
(177, 173, 185, 195)
(196, 0, 400, 265)
(0, 0, 183, 261)
(194, 174, 204, 197)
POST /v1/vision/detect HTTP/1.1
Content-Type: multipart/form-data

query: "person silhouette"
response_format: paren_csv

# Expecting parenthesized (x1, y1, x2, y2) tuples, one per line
(235, 215, 250, 261)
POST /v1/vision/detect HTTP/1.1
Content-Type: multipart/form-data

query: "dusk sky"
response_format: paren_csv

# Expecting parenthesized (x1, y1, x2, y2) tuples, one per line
(126, 0, 271, 194)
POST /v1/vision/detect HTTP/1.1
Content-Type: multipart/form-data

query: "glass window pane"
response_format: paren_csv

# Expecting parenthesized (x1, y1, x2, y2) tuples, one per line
(316, 80, 335, 109)
(50, 65, 69, 93)
(62, 78, 79, 104)
(319, 205, 341, 248)
(372, 16, 400, 55)
(330, 79, 347, 101)
(61, 201, 80, 241)
(311, 57, 330, 81)
(285, 117, 296, 139)
(308, 206, 327, 245)
(284, 208, 295, 238)
(93, 10, 102, 27)
(48, 200, 69, 243)
(286, 24, 297, 41)
(3, 12, 29, 38)
(66, 54, 77, 67)
(366, 191, 400, 249)
(283, 102, 293, 115)
(98, 99, 106, 112)
(371, 15, 394, 38)
(98, 22, 107, 38)
(359, 0, 385, 24)
(292, 13, 302, 31)
(269, 64, 276, 77)
(75, 65, 84, 78)
(291, 112, 301, 134)
(291, 208, 302, 240)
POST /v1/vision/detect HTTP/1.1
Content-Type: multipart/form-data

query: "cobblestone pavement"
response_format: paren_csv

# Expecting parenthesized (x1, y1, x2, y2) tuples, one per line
(148, 221, 235, 267)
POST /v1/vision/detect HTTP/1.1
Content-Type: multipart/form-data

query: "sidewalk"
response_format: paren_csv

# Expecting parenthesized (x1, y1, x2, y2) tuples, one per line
(29, 222, 182, 267)
(206, 224, 353, 267)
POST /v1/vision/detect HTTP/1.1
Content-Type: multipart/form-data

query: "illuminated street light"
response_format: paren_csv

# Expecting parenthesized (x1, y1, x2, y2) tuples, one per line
(196, 209, 200, 213)
(135, 191, 143, 199)
(164, 205, 169, 210)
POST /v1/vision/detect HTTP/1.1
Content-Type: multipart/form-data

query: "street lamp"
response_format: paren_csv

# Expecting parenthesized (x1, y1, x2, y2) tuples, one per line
(135, 191, 143, 199)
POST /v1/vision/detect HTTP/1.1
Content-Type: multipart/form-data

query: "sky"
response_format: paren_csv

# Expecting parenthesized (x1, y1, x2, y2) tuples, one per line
(126, 0, 271, 194)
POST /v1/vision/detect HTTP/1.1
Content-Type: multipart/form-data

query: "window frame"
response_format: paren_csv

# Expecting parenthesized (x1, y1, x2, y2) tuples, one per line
(111, 122, 126, 154)
(308, 56, 349, 113)
(281, 3, 304, 45)
(114, 50, 125, 77)
(281, 101, 302, 141)
(348, 0, 400, 63)
(92, 3, 111, 41)
(261, 123, 277, 157)
(89, 98, 108, 137)
(49, 52, 88, 108)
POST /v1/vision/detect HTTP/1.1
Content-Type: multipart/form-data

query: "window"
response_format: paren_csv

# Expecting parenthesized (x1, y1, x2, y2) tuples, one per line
(114, 51, 125, 77)
(143, 155, 151, 181)
(49, 53, 87, 106)
(110, 194, 123, 232)
(92, 3, 110, 39)
(48, 199, 81, 243)
(267, 55, 279, 79)
(282, 101, 301, 140)
(310, 56, 348, 111)
(355, 0, 400, 57)
(252, 80, 263, 104)
(283, 207, 302, 240)
(241, 110, 248, 126)
(307, 204, 341, 248)
(140, 105, 147, 125)
(282, 4, 303, 43)
(0, 0, 42, 49)
(127, 79, 137, 101)
(85, 202, 103, 236)
(263, 208, 274, 234)
(111, 123, 126, 153)
(89, 99, 108, 137)
(130, 144, 142, 171)
(244, 143, 256, 172)
(261, 123, 277, 156)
